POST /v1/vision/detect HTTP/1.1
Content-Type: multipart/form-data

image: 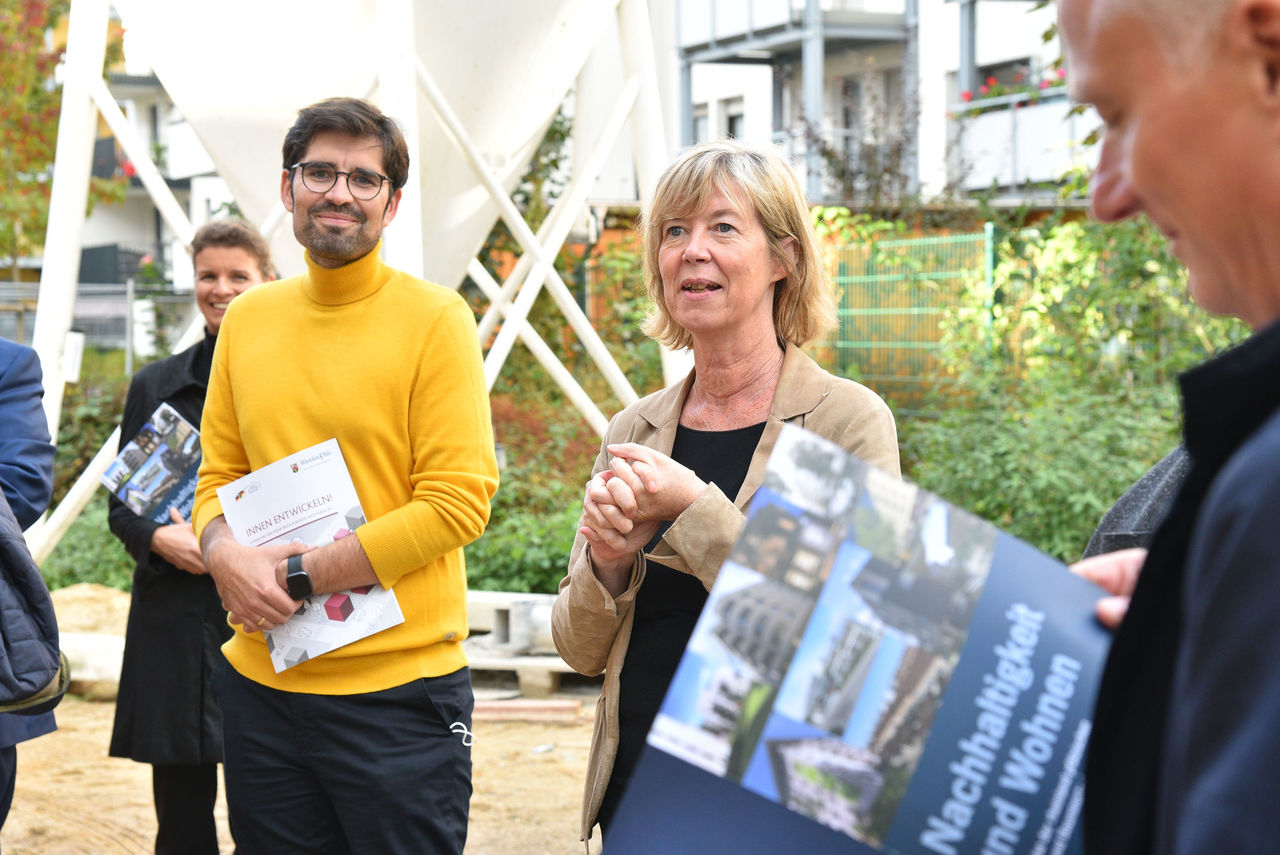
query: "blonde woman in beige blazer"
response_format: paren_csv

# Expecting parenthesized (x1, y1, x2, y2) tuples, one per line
(552, 141, 901, 848)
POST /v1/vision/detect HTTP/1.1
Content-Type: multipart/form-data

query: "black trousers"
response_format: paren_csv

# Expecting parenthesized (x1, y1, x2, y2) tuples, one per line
(152, 763, 220, 855)
(212, 662, 473, 855)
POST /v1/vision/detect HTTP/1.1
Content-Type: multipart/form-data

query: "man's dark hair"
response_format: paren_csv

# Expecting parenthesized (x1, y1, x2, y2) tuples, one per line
(281, 97, 410, 191)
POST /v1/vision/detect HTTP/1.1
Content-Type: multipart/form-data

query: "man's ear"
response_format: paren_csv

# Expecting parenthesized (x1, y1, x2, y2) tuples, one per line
(381, 187, 402, 227)
(280, 169, 295, 212)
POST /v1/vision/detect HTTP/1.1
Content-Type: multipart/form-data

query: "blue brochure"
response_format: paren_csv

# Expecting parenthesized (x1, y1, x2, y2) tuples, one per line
(100, 402, 201, 524)
(608, 424, 1109, 855)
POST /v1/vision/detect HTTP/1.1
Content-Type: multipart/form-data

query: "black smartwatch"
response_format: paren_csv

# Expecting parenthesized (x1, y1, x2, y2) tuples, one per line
(285, 554, 313, 600)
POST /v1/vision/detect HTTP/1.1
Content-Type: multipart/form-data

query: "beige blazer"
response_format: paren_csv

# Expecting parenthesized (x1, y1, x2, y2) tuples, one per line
(551, 344, 900, 844)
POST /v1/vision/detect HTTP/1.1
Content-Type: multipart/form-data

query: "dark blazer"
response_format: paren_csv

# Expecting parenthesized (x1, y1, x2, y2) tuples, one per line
(1084, 319, 1280, 854)
(107, 334, 231, 765)
(0, 339, 57, 749)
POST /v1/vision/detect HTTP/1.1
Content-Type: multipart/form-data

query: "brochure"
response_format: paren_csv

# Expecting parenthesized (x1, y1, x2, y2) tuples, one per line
(215, 438, 404, 673)
(607, 424, 1110, 855)
(100, 402, 201, 524)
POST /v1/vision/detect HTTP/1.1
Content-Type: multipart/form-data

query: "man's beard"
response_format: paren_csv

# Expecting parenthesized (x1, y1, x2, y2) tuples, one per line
(297, 202, 378, 262)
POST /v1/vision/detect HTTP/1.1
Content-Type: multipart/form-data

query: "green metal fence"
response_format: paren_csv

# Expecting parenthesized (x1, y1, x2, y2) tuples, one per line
(827, 224, 995, 413)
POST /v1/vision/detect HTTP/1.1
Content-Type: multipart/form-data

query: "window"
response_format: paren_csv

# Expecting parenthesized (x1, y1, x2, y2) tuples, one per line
(727, 112, 745, 140)
(693, 105, 710, 144)
(723, 97, 745, 140)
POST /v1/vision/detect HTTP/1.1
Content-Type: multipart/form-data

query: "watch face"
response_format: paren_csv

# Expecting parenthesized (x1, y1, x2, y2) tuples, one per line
(287, 572, 312, 600)
(287, 558, 313, 600)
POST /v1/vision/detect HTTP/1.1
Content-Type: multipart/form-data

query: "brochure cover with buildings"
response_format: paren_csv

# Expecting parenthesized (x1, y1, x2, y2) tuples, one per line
(100, 402, 202, 524)
(607, 424, 1110, 855)
(216, 438, 404, 673)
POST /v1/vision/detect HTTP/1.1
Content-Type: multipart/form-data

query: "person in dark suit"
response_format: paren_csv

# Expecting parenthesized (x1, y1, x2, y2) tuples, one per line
(107, 220, 272, 855)
(0, 337, 58, 826)
(1061, 0, 1280, 851)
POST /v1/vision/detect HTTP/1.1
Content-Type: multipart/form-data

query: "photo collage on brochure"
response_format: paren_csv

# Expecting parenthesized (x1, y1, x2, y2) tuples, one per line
(648, 425, 998, 847)
(100, 402, 201, 522)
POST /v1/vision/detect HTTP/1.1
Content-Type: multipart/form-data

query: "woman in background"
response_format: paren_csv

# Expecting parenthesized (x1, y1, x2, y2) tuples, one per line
(552, 141, 900, 846)
(108, 219, 273, 855)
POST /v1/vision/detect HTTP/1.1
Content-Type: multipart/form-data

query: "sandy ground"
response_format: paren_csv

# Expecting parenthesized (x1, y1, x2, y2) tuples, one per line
(1, 585, 602, 855)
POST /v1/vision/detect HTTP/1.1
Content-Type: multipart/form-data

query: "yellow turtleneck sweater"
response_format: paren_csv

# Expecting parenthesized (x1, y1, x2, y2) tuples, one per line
(193, 244, 498, 694)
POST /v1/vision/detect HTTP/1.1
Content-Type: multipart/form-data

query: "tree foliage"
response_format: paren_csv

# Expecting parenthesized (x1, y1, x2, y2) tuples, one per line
(901, 209, 1247, 560)
(461, 107, 654, 592)
(0, 0, 124, 278)
(51, 347, 128, 505)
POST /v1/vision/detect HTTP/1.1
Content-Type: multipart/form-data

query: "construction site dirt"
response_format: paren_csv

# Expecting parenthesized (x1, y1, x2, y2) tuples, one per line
(3, 584, 601, 855)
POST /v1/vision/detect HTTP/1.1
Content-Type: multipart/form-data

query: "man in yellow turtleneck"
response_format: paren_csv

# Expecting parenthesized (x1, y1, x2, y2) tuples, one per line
(191, 97, 498, 855)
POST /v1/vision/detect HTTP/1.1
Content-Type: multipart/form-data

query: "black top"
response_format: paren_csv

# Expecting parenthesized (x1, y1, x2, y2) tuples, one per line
(608, 421, 766, 799)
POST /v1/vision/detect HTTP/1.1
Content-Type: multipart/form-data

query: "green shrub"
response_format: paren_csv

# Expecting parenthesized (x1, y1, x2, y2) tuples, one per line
(39, 348, 133, 590)
(466, 468, 581, 594)
(40, 492, 133, 591)
(52, 348, 129, 505)
(901, 384, 1180, 561)
(465, 503, 580, 595)
(897, 212, 1246, 562)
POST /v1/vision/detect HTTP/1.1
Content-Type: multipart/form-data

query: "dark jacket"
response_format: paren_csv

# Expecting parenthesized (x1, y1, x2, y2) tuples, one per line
(1082, 446, 1190, 558)
(0, 489, 65, 717)
(1084, 319, 1280, 854)
(0, 339, 57, 747)
(108, 334, 231, 765)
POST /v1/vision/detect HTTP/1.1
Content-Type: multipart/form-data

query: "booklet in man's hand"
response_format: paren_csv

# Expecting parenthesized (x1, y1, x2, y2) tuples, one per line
(215, 438, 404, 673)
(607, 424, 1110, 855)
(100, 402, 201, 524)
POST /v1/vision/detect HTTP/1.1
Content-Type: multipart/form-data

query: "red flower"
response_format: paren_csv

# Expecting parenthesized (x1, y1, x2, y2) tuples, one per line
(961, 90, 973, 102)
(986, 76, 997, 87)
(121, 160, 136, 177)
(979, 84, 989, 95)
(1057, 67, 1067, 79)
(1039, 80, 1051, 89)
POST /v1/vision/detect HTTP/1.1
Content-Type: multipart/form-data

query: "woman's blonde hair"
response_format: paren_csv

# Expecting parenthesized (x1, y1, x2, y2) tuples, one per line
(639, 140, 835, 350)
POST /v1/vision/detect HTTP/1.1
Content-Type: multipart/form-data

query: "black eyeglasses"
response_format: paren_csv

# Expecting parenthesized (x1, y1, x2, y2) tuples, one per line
(290, 161, 390, 200)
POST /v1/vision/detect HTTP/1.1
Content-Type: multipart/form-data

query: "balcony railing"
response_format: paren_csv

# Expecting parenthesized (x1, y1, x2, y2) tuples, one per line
(678, 0, 905, 49)
(949, 87, 1094, 192)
